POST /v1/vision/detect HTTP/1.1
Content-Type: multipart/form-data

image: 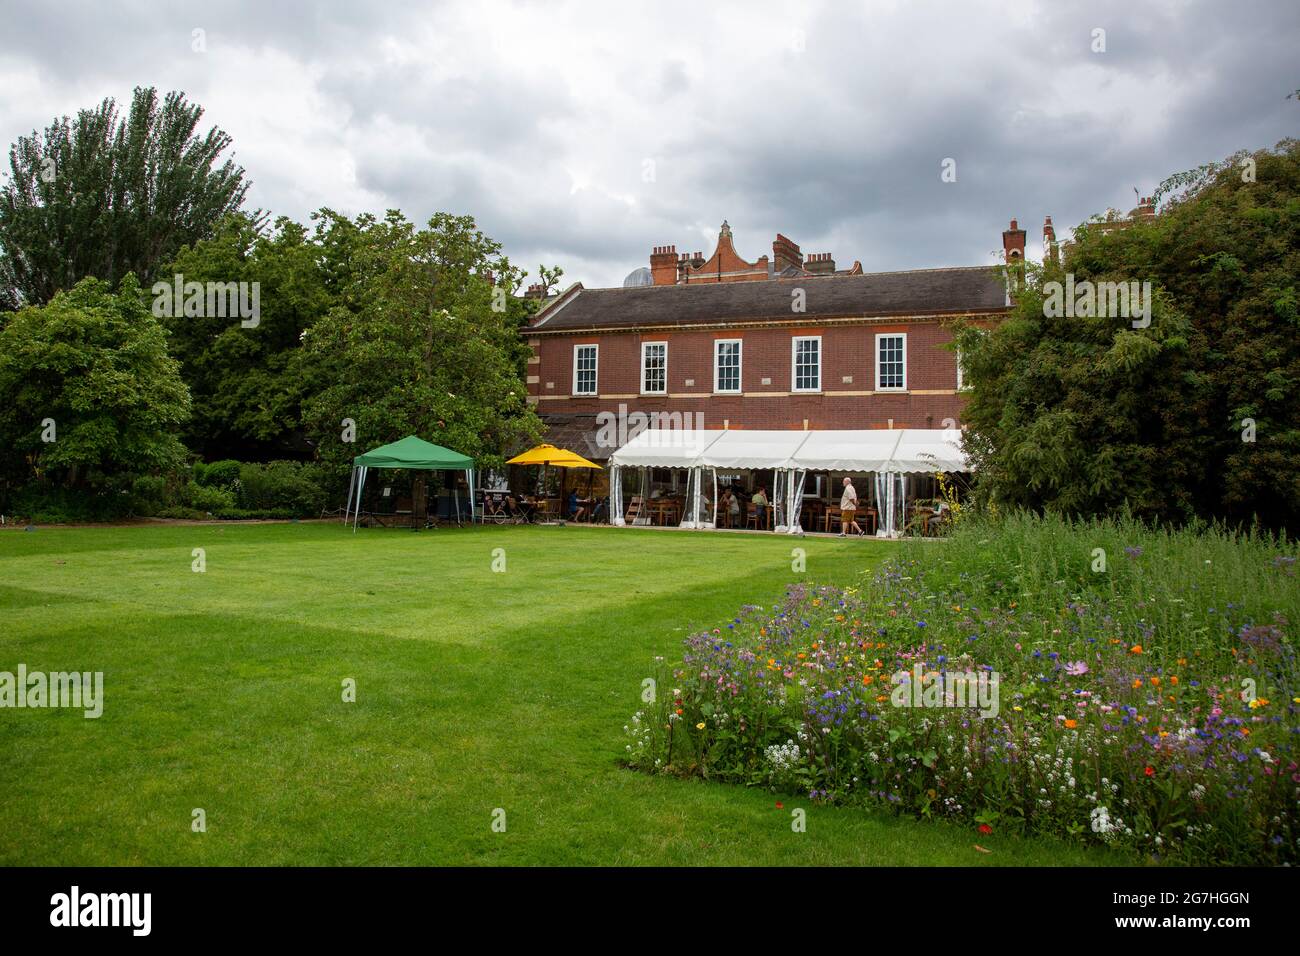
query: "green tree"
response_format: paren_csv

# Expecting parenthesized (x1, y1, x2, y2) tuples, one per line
(0, 275, 191, 510)
(0, 87, 247, 310)
(956, 140, 1300, 531)
(160, 214, 333, 460)
(294, 211, 542, 469)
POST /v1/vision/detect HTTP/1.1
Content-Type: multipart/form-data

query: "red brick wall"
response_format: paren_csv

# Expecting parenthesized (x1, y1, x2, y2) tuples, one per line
(527, 321, 972, 430)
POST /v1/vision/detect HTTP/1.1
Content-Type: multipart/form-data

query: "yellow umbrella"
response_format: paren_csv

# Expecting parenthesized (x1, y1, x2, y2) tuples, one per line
(507, 444, 602, 519)
(506, 443, 601, 469)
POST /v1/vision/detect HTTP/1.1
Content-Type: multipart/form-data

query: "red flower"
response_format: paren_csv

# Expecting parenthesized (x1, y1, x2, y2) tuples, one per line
(978, 823, 993, 834)
(775, 802, 784, 809)
(1144, 766, 1155, 777)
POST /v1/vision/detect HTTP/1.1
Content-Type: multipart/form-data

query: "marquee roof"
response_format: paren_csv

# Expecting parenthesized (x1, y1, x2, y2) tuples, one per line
(608, 428, 968, 473)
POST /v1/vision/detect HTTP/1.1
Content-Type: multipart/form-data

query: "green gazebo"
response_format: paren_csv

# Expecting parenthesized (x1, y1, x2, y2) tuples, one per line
(344, 435, 476, 531)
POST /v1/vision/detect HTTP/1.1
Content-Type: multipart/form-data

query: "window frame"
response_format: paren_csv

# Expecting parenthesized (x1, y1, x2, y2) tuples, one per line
(572, 343, 599, 396)
(640, 340, 667, 395)
(874, 332, 907, 392)
(791, 335, 822, 393)
(714, 338, 743, 394)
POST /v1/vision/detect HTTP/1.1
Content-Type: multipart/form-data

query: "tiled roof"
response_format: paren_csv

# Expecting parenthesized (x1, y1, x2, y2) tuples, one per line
(536, 414, 611, 461)
(530, 267, 1006, 333)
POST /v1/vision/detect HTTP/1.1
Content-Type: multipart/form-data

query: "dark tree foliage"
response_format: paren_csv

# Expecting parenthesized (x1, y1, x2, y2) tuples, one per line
(956, 140, 1300, 532)
(160, 214, 333, 460)
(0, 275, 191, 508)
(0, 87, 247, 310)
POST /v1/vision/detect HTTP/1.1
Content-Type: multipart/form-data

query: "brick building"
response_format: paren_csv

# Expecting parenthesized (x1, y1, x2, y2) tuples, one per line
(524, 219, 1044, 461)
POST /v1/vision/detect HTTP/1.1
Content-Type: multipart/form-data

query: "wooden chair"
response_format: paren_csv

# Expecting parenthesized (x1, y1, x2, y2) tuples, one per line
(745, 502, 759, 530)
(824, 505, 842, 534)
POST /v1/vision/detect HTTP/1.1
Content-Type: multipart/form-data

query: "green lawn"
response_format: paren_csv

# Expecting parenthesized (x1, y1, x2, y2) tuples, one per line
(0, 521, 1134, 866)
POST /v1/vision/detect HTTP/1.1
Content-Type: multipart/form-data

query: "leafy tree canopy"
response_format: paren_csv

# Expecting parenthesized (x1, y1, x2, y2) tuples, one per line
(956, 139, 1300, 531)
(0, 274, 191, 501)
(294, 210, 543, 469)
(0, 87, 248, 310)
(160, 213, 332, 460)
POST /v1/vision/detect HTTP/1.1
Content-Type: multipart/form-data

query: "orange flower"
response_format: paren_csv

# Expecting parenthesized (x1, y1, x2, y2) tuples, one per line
(1063, 719, 1078, 729)
(1150, 676, 1160, 687)
(1132, 678, 1143, 688)
(1130, 644, 1143, 655)
(1169, 676, 1179, 685)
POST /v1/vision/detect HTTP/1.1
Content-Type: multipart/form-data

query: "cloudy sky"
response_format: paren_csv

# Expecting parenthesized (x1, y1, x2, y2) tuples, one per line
(1, 0, 1296, 288)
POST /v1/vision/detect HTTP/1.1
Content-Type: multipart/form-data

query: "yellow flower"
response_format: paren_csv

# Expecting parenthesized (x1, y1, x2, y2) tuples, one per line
(696, 722, 706, 730)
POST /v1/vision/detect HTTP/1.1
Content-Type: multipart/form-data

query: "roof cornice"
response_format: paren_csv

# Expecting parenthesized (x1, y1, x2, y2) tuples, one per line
(524, 308, 1007, 337)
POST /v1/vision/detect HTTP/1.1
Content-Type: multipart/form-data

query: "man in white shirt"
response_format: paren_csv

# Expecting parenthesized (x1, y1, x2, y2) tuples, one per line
(839, 476, 863, 537)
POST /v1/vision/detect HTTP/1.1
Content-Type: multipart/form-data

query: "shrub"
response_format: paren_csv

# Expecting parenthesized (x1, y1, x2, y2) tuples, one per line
(627, 513, 1299, 864)
(129, 475, 172, 516)
(200, 459, 242, 489)
(6, 485, 125, 523)
(181, 480, 236, 514)
(232, 461, 329, 515)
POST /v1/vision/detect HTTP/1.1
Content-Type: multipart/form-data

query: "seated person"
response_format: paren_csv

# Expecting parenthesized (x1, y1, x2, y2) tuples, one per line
(590, 497, 608, 523)
(727, 489, 741, 526)
(752, 486, 769, 525)
(568, 490, 586, 522)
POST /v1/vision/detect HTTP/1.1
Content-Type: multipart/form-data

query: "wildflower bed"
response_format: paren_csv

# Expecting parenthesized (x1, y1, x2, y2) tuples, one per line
(625, 514, 1299, 864)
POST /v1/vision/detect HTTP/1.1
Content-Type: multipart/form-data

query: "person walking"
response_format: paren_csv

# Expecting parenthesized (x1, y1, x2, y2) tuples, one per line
(839, 476, 864, 537)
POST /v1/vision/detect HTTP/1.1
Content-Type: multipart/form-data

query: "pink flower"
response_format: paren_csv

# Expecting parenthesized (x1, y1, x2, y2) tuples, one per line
(1065, 660, 1089, 676)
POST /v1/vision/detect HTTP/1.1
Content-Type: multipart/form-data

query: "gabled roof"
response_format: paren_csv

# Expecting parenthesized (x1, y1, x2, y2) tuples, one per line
(529, 266, 1006, 333)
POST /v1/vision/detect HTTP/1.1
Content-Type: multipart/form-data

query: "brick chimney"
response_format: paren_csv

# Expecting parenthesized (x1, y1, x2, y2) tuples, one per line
(772, 233, 803, 273)
(523, 283, 546, 300)
(650, 244, 678, 286)
(1002, 219, 1026, 265)
(1042, 216, 1058, 267)
(805, 252, 836, 275)
(1134, 196, 1156, 220)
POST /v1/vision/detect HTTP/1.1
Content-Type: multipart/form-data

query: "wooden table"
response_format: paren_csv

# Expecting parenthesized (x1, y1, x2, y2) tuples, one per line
(649, 499, 681, 526)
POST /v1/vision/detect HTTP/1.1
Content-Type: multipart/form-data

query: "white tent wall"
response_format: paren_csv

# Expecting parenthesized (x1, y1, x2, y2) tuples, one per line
(772, 469, 789, 532)
(788, 469, 807, 534)
(678, 467, 693, 528)
(874, 472, 906, 537)
(610, 464, 624, 525)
